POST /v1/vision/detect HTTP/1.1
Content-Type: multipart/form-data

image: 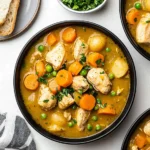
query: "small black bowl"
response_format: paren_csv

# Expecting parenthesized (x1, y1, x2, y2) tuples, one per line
(14, 21, 136, 145)
(120, 0, 150, 61)
(122, 108, 150, 149)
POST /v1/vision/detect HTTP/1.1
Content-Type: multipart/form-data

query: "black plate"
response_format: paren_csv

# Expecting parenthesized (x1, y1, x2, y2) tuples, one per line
(120, 0, 150, 61)
(122, 109, 150, 149)
(14, 21, 136, 145)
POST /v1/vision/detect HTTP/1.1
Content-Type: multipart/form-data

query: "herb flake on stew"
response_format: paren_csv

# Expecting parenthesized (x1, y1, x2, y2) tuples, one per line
(81, 43, 85, 48)
(100, 71, 104, 74)
(37, 77, 47, 84)
(43, 99, 49, 103)
(80, 54, 86, 64)
(51, 95, 56, 100)
(146, 20, 150, 23)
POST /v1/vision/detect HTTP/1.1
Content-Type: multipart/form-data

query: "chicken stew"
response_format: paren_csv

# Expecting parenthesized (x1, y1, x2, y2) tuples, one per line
(20, 26, 130, 138)
(125, 0, 150, 54)
(128, 116, 150, 150)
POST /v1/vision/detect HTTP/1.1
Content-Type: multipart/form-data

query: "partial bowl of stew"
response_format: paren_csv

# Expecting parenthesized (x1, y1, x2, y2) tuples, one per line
(120, 0, 150, 60)
(122, 109, 150, 150)
(14, 21, 136, 144)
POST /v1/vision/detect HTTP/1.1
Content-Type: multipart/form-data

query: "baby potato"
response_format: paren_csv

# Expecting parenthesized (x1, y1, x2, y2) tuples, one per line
(89, 35, 106, 52)
(111, 58, 129, 78)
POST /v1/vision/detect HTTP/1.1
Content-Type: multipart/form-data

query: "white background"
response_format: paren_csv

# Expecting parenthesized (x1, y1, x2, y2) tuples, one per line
(0, 0, 150, 149)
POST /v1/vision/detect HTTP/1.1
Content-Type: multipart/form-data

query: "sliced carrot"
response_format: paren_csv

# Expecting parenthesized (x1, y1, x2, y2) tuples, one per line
(79, 94, 96, 111)
(49, 78, 61, 94)
(62, 27, 77, 43)
(56, 69, 73, 87)
(68, 61, 83, 76)
(35, 61, 46, 77)
(135, 134, 146, 148)
(24, 74, 39, 90)
(126, 8, 140, 25)
(87, 52, 104, 67)
(47, 33, 57, 46)
(98, 105, 116, 115)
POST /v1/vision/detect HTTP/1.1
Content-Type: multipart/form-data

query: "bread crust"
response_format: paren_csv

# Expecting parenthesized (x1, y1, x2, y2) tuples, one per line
(0, 0, 20, 36)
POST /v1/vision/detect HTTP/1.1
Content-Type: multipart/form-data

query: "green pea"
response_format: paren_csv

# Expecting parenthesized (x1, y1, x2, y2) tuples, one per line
(96, 98, 101, 104)
(106, 47, 111, 52)
(135, 3, 142, 10)
(72, 119, 77, 125)
(40, 113, 47, 120)
(72, 105, 77, 110)
(80, 69, 88, 76)
(52, 71, 57, 77)
(46, 64, 53, 73)
(87, 124, 93, 131)
(111, 91, 116, 96)
(108, 73, 115, 80)
(95, 124, 101, 131)
(38, 45, 44, 52)
(68, 122, 73, 127)
(92, 116, 98, 121)
(94, 104, 99, 111)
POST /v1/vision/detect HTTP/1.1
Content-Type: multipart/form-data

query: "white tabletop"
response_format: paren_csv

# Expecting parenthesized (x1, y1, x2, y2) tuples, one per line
(0, 0, 150, 149)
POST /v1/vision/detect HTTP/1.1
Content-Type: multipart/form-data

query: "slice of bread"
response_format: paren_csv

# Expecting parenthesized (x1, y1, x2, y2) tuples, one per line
(0, 0, 20, 36)
(0, 0, 12, 26)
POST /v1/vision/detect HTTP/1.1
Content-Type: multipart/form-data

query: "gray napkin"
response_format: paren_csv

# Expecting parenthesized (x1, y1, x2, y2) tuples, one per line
(0, 113, 36, 150)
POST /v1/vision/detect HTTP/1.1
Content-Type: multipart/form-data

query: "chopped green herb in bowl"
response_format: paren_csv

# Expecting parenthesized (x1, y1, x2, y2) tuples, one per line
(58, 0, 107, 13)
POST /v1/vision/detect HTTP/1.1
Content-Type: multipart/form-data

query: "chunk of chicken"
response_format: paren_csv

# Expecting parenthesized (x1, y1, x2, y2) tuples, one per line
(144, 121, 150, 136)
(38, 85, 57, 111)
(46, 42, 66, 70)
(72, 76, 89, 92)
(48, 112, 66, 132)
(131, 145, 138, 150)
(111, 58, 129, 78)
(30, 51, 42, 63)
(73, 37, 88, 61)
(64, 111, 72, 121)
(87, 68, 112, 94)
(136, 13, 150, 44)
(76, 108, 90, 131)
(48, 124, 64, 132)
(58, 94, 75, 110)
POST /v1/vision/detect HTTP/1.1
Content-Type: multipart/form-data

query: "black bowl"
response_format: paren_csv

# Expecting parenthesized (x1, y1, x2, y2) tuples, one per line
(120, 0, 150, 61)
(14, 21, 136, 145)
(122, 109, 150, 149)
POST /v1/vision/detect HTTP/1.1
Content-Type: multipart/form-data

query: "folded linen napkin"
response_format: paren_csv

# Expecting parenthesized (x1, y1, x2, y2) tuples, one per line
(0, 113, 36, 150)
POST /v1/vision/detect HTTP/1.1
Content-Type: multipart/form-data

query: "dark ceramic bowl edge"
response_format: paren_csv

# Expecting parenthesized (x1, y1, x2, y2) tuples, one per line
(119, 0, 150, 61)
(121, 108, 150, 150)
(13, 20, 136, 145)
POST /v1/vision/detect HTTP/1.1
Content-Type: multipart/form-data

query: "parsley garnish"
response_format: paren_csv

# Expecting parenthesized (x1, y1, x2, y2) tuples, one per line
(43, 99, 49, 103)
(100, 71, 104, 74)
(81, 43, 85, 48)
(38, 77, 47, 84)
(96, 59, 101, 65)
(51, 95, 56, 100)
(146, 20, 150, 23)
(80, 54, 86, 64)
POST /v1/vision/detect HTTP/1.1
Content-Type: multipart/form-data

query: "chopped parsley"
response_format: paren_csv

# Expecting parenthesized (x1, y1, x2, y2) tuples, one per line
(81, 43, 85, 48)
(43, 99, 49, 103)
(80, 54, 86, 64)
(51, 95, 56, 100)
(96, 59, 101, 65)
(38, 77, 47, 84)
(100, 71, 104, 74)
(146, 20, 150, 23)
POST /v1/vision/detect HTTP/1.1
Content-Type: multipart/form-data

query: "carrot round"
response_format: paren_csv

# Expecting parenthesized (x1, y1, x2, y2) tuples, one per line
(79, 94, 96, 111)
(135, 134, 146, 148)
(35, 61, 46, 77)
(87, 52, 104, 67)
(47, 33, 57, 46)
(49, 78, 61, 94)
(24, 74, 39, 90)
(98, 105, 116, 115)
(68, 61, 83, 76)
(126, 8, 140, 25)
(56, 69, 73, 87)
(62, 27, 77, 43)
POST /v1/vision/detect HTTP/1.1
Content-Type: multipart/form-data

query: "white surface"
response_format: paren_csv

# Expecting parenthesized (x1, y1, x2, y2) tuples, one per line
(0, 0, 150, 149)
